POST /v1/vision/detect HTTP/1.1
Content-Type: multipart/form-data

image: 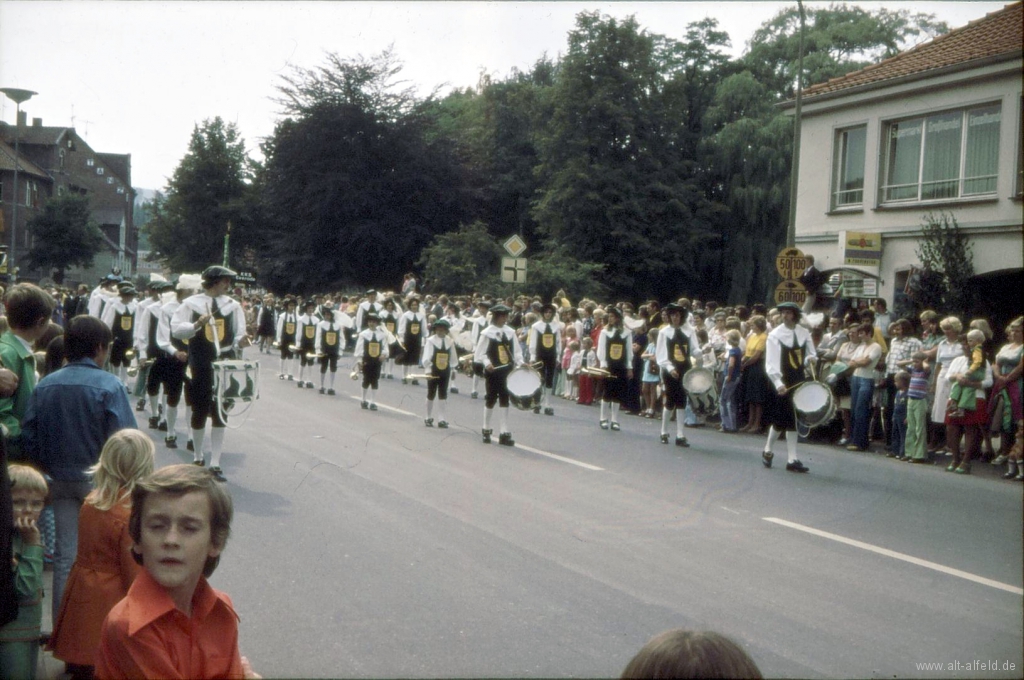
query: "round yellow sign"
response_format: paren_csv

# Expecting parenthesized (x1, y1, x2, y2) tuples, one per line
(774, 280, 808, 305)
(775, 247, 806, 281)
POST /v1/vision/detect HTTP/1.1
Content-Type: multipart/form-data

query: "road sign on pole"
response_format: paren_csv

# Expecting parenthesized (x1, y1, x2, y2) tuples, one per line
(501, 257, 527, 284)
(503, 235, 527, 258)
(775, 247, 806, 281)
(774, 279, 808, 306)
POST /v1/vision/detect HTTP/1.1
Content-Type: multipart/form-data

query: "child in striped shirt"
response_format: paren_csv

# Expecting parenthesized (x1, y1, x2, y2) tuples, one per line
(904, 353, 931, 462)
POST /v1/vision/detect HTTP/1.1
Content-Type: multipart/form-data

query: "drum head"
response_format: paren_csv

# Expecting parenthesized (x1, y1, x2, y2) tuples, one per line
(793, 382, 834, 428)
(508, 366, 542, 396)
(682, 368, 714, 394)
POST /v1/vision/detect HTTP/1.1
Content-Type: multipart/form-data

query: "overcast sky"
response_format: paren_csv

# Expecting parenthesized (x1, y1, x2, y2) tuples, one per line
(0, 1, 1007, 190)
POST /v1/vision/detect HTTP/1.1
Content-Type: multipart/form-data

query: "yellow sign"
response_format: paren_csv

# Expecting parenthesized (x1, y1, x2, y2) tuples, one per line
(503, 234, 528, 257)
(843, 231, 882, 267)
(774, 280, 808, 305)
(775, 248, 806, 281)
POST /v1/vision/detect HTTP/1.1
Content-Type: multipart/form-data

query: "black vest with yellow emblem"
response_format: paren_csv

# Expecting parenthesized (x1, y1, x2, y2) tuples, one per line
(112, 306, 134, 348)
(536, 323, 557, 361)
(299, 315, 317, 351)
(430, 339, 451, 374)
(666, 327, 691, 374)
(362, 330, 384, 364)
(321, 324, 341, 357)
(189, 299, 235, 366)
(604, 329, 627, 371)
(485, 329, 515, 370)
(780, 336, 807, 388)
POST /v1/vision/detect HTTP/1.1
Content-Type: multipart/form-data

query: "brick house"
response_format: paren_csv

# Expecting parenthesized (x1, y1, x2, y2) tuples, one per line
(0, 112, 137, 285)
(784, 1, 1023, 328)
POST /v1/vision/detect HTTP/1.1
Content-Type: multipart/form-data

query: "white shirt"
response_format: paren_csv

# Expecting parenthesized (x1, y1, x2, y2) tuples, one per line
(765, 323, 817, 390)
(473, 324, 523, 370)
(597, 325, 633, 369)
(171, 293, 246, 356)
(945, 355, 993, 399)
(655, 325, 701, 373)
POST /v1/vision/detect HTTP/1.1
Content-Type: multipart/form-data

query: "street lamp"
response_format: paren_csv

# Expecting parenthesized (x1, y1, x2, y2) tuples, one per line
(1, 87, 37, 282)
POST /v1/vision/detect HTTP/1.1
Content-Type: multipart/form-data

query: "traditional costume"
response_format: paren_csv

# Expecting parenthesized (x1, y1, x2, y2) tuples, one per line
(761, 302, 816, 473)
(473, 304, 523, 445)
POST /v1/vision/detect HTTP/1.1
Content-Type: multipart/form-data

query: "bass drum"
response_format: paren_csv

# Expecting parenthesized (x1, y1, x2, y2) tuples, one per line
(682, 367, 719, 417)
(792, 381, 836, 433)
(507, 365, 543, 411)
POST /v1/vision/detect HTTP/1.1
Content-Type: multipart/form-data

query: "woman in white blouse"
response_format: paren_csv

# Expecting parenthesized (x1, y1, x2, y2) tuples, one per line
(929, 317, 964, 454)
(943, 334, 994, 474)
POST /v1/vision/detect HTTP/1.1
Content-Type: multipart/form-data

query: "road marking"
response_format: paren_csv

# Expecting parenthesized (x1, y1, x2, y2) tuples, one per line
(515, 444, 604, 471)
(764, 517, 1024, 596)
(348, 397, 417, 417)
(720, 506, 742, 515)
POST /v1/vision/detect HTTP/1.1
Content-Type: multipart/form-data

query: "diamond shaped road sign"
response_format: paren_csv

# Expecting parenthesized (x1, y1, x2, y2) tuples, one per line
(503, 234, 527, 257)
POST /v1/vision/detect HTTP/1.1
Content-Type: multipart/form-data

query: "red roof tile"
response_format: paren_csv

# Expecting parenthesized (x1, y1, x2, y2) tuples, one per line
(802, 1, 1023, 98)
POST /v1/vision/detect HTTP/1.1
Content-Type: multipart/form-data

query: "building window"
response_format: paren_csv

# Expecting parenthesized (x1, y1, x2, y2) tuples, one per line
(881, 103, 1000, 203)
(117, 185, 125, 194)
(96, 167, 104, 175)
(106, 177, 114, 185)
(832, 125, 866, 208)
(86, 158, 94, 166)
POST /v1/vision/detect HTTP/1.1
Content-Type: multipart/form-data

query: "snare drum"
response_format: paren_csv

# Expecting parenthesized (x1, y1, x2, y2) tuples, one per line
(682, 367, 719, 417)
(507, 365, 543, 411)
(792, 381, 835, 431)
(213, 360, 260, 402)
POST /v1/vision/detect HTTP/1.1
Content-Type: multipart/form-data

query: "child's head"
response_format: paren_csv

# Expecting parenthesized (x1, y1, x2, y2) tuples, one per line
(88, 429, 156, 511)
(648, 326, 659, 343)
(726, 329, 741, 346)
(894, 370, 911, 390)
(9, 464, 48, 525)
(911, 351, 927, 369)
(965, 329, 985, 347)
(582, 337, 593, 350)
(4, 283, 55, 336)
(621, 628, 763, 679)
(130, 464, 234, 582)
(569, 340, 580, 351)
(696, 329, 708, 345)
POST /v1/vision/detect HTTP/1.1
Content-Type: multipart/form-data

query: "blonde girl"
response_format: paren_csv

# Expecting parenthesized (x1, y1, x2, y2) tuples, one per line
(48, 429, 155, 676)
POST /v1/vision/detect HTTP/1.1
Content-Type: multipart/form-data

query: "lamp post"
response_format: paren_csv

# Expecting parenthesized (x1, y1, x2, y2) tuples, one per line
(1, 87, 37, 282)
(785, 1, 806, 248)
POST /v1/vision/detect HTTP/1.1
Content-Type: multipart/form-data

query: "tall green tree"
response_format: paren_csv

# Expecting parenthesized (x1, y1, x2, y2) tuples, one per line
(255, 49, 471, 294)
(147, 117, 252, 272)
(25, 194, 105, 284)
(533, 12, 717, 301)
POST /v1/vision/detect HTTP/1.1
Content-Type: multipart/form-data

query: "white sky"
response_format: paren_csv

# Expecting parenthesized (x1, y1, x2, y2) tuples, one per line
(0, 1, 1007, 190)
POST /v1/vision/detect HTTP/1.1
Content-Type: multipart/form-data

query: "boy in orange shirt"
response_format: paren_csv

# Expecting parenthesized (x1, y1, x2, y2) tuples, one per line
(95, 465, 258, 679)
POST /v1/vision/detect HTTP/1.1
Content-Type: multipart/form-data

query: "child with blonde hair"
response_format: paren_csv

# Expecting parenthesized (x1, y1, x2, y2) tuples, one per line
(48, 429, 155, 678)
(563, 339, 580, 400)
(1, 464, 47, 679)
(947, 329, 987, 417)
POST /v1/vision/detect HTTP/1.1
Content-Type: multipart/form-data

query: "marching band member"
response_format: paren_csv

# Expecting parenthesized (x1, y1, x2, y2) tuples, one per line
(597, 307, 633, 431)
(656, 303, 702, 447)
(444, 303, 467, 394)
(761, 301, 816, 473)
(256, 294, 277, 353)
(469, 300, 491, 399)
(137, 281, 169, 429)
(380, 298, 401, 380)
(398, 296, 427, 385)
(355, 289, 383, 330)
(156, 275, 199, 453)
(527, 303, 562, 416)
(315, 302, 343, 395)
(276, 297, 298, 380)
(100, 282, 138, 387)
(171, 266, 250, 482)
(296, 299, 319, 389)
(473, 304, 523, 445)
(422, 318, 458, 428)
(87, 274, 120, 318)
(354, 312, 389, 410)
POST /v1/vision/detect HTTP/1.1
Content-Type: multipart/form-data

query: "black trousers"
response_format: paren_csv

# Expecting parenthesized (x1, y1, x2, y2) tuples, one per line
(362, 360, 382, 389)
(485, 366, 512, 408)
(426, 370, 451, 401)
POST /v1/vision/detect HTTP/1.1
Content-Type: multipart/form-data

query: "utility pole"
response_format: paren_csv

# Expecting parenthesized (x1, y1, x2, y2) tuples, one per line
(786, 0, 806, 248)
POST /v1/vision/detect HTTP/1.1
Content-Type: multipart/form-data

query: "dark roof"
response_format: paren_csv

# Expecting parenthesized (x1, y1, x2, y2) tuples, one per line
(0, 140, 50, 179)
(97, 152, 131, 185)
(93, 207, 127, 227)
(0, 123, 70, 147)
(801, 1, 1022, 99)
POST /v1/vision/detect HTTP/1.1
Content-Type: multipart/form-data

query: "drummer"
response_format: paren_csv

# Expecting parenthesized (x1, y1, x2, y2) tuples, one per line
(296, 298, 319, 389)
(469, 300, 491, 399)
(656, 302, 702, 447)
(422, 318, 458, 428)
(354, 312, 389, 410)
(761, 301, 817, 473)
(527, 303, 562, 416)
(597, 306, 634, 432)
(473, 304, 523, 445)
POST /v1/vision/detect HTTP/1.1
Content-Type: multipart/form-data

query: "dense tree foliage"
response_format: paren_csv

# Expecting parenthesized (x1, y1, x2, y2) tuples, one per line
(153, 5, 948, 304)
(255, 50, 471, 294)
(147, 117, 252, 272)
(26, 194, 105, 284)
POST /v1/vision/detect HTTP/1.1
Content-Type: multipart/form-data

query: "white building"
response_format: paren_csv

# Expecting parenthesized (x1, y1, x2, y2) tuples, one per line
(785, 1, 1022, 326)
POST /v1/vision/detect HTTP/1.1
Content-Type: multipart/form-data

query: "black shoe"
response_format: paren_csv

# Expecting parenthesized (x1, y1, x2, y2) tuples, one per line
(209, 466, 227, 482)
(438, 421, 449, 429)
(319, 387, 326, 394)
(136, 399, 146, 412)
(471, 391, 478, 399)
(544, 407, 554, 416)
(450, 387, 459, 394)
(786, 459, 809, 473)
(297, 381, 305, 388)
(610, 422, 620, 431)
(279, 374, 286, 380)
(147, 416, 158, 429)
(306, 381, 314, 389)
(660, 433, 669, 444)
(402, 377, 409, 384)
(193, 458, 205, 467)
(762, 451, 774, 468)
(533, 406, 541, 414)
(157, 420, 168, 432)
(675, 437, 689, 448)
(599, 419, 609, 430)
(411, 379, 420, 386)
(424, 418, 434, 427)
(499, 432, 515, 446)
(186, 439, 195, 452)
(369, 403, 378, 411)
(361, 401, 369, 410)
(482, 428, 492, 444)
(165, 436, 178, 449)
(287, 375, 294, 381)
(327, 388, 336, 395)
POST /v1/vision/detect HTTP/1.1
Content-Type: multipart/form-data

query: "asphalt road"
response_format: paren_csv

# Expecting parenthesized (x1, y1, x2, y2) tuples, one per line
(147, 352, 1023, 679)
